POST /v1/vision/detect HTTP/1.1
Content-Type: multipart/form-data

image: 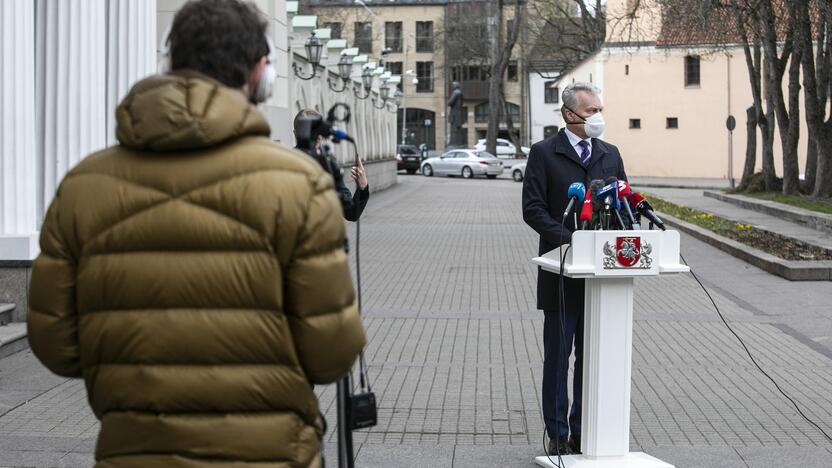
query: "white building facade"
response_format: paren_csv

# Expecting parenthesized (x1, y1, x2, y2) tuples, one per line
(1, 0, 396, 323)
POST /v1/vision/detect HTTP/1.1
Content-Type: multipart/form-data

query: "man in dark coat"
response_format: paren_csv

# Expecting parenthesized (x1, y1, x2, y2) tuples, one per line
(522, 82, 628, 456)
(293, 109, 370, 222)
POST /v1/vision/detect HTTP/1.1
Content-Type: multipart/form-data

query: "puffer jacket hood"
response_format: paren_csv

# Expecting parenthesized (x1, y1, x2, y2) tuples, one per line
(28, 73, 366, 468)
(116, 71, 271, 151)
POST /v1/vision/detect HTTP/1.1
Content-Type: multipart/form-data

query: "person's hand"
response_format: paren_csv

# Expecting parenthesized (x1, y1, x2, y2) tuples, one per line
(351, 156, 368, 190)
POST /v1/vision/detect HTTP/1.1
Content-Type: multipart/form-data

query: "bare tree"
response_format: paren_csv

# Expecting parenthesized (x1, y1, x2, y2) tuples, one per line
(485, 0, 524, 156)
(795, 0, 832, 197)
(525, 0, 605, 78)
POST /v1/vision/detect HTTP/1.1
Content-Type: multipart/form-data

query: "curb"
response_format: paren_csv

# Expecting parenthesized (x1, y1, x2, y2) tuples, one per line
(659, 212, 832, 281)
(632, 183, 726, 190)
(0, 322, 28, 360)
(704, 191, 832, 235)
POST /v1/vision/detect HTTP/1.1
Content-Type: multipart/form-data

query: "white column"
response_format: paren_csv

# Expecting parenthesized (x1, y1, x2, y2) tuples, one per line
(107, 0, 157, 146)
(582, 277, 635, 457)
(0, 0, 38, 260)
(36, 0, 108, 219)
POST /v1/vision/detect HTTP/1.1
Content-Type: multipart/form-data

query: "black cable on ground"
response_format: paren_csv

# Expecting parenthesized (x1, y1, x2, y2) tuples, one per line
(539, 221, 571, 468)
(680, 253, 832, 443)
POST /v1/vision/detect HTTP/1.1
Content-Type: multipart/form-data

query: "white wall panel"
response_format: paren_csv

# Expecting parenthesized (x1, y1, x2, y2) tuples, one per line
(0, 0, 37, 239)
(107, 0, 157, 145)
(36, 0, 107, 217)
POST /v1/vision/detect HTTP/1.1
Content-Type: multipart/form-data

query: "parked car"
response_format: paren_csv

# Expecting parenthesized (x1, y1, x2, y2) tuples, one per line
(510, 161, 526, 182)
(473, 138, 530, 158)
(421, 149, 504, 179)
(396, 144, 422, 174)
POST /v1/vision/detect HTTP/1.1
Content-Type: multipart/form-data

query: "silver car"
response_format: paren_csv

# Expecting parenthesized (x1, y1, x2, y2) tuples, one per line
(510, 161, 526, 182)
(421, 149, 504, 179)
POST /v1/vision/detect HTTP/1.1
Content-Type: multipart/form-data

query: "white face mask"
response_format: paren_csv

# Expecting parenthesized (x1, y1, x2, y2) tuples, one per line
(583, 112, 605, 138)
(565, 106, 605, 139)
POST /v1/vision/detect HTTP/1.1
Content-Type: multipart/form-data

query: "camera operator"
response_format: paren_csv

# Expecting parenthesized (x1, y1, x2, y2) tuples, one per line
(293, 109, 369, 222)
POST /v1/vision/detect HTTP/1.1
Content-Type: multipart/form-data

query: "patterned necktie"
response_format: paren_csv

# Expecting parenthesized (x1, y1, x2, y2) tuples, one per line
(578, 140, 591, 166)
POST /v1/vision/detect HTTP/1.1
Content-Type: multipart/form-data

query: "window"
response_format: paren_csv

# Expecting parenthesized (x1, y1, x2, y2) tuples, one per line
(386, 62, 403, 75)
(416, 21, 433, 52)
(507, 61, 518, 81)
(685, 55, 700, 86)
(355, 22, 372, 54)
(625, 64, 629, 75)
(666, 117, 678, 129)
(475, 103, 489, 123)
(629, 119, 641, 129)
(324, 22, 342, 40)
(387, 61, 403, 90)
(543, 125, 558, 138)
(544, 82, 559, 104)
(385, 22, 402, 52)
(416, 61, 433, 92)
(504, 102, 520, 122)
(462, 106, 469, 123)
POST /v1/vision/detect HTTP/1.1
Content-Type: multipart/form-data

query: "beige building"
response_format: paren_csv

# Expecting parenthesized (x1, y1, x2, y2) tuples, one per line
(563, 0, 810, 180)
(303, 0, 528, 149)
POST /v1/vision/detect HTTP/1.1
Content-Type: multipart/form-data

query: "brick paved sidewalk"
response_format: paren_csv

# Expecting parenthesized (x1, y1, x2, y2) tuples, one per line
(1, 175, 831, 467)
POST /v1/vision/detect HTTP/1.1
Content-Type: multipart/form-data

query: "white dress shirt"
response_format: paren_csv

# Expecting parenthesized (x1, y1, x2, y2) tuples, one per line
(564, 127, 592, 163)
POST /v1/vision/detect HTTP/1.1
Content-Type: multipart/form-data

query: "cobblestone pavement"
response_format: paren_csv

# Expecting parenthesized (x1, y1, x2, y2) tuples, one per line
(2, 174, 832, 467)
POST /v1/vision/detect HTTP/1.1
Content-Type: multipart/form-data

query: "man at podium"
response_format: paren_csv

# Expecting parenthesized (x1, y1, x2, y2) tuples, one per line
(522, 82, 628, 455)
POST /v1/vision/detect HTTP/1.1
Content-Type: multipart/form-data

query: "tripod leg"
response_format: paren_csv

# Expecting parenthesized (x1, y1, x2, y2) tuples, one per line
(336, 376, 355, 468)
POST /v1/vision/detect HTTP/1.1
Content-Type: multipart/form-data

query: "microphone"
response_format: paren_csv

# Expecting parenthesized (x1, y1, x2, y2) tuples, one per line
(629, 192, 666, 231)
(601, 177, 621, 210)
(585, 179, 605, 229)
(616, 181, 640, 229)
(579, 187, 593, 229)
(563, 182, 586, 218)
(603, 177, 626, 229)
(330, 126, 355, 143)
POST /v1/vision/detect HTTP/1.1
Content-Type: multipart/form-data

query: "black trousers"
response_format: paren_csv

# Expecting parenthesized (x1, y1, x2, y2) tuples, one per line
(542, 307, 584, 440)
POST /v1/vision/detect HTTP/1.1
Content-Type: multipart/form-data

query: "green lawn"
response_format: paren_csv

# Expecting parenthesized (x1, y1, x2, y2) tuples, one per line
(743, 192, 832, 215)
(644, 193, 832, 261)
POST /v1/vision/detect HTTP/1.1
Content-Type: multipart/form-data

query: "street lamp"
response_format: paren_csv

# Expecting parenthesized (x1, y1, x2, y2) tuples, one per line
(354, 66, 373, 99)
(292, 32, 323, 80)
(373, 84, 390, 109)
(328, 54, 353, 92)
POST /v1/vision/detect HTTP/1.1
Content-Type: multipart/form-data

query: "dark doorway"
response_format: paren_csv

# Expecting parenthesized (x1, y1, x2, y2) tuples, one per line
(397, 108, 436, 149)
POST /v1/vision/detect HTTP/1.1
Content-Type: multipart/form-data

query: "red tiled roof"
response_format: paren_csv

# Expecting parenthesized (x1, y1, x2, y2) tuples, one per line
(655, 0, 811, 47)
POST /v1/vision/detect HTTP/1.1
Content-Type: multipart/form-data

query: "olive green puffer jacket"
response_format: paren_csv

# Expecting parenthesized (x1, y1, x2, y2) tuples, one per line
(27, 71, 366, 468)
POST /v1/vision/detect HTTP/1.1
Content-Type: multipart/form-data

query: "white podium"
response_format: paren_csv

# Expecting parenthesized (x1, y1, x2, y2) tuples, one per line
(532, 230, 689, 468)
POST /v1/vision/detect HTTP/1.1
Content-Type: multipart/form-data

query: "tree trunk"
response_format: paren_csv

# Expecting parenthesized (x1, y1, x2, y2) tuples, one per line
(759, 0, 791, 192)
(762, 99, 778, 191)
(803, 133, 817, 194)
(486, 0, 523, 157)
(739, 105, 757, 190)
(815, 126, 832, 198)
(781, 42, 802, 195)
(486, 4, 502, 156)
(793, 0, 832, 197)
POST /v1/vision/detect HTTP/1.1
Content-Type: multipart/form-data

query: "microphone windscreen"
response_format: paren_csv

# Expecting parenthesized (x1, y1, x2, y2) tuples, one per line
(589, 179, 605, 210)
(617, 181, 632, 198)
(567, 182, 586, 200)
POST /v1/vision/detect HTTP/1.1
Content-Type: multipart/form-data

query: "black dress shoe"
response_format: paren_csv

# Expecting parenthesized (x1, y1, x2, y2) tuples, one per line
(569, 434, 581, 454)
(547, 436, 573, 456)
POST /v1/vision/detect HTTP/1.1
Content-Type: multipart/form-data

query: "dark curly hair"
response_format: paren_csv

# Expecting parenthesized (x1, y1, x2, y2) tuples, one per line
(168, 0, 269, 88)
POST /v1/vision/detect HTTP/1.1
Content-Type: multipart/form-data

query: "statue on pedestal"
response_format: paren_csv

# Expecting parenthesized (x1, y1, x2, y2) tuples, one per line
(447, 81, 465, 148)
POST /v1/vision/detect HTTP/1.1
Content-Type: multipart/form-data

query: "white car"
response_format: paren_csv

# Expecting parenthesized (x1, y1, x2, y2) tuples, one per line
(474, 138, 530, 158)
(510, 162, 526, 182)
(421, 149, 504, 179)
